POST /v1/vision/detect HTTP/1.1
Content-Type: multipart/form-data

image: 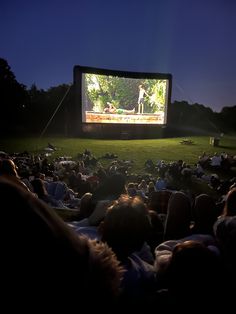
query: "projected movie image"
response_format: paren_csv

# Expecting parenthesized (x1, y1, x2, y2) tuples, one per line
(82, 73, 169, 124)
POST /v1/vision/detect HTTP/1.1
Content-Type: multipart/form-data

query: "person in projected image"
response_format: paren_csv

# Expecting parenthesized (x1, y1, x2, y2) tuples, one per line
(138, 84, 149, 114)
(103, 102, 135, 114)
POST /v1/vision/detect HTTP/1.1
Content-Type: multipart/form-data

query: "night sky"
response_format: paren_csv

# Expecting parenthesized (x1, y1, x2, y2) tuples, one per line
(1, 0, 236, 112)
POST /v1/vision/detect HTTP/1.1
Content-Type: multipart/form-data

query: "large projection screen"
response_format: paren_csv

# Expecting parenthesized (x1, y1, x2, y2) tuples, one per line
(74, 66, 172, 126)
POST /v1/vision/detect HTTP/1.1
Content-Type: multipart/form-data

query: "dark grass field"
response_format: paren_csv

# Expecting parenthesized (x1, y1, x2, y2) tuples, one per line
(1, 135, 235, 220)
(1, 135, 236, 174)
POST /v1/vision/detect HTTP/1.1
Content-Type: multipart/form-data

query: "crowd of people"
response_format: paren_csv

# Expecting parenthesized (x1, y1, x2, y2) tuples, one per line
(1, 147, 236, 310)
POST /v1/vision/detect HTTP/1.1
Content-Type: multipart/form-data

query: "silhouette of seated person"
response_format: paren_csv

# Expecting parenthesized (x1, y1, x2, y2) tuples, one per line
(103, 102, 135, 114)
(158, 240, 228, 311)
(0, 158, 30, 191)
(0, 176, 123, 311)
(99, 195, 156, 306)
(31, 177, 68, 208)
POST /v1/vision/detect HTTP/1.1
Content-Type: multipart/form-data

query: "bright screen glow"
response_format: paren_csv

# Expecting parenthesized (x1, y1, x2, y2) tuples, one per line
(81, 73, 169, 124)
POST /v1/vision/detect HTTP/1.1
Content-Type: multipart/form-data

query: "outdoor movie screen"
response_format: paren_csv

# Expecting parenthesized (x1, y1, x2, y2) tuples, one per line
(80, 70, 171, 125)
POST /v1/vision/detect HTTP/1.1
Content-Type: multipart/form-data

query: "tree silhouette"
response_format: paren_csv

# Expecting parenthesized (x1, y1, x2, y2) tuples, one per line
(0, 58, 28, 133)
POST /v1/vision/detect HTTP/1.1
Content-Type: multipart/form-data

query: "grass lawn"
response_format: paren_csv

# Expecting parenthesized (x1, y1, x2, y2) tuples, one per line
(0, 135, 236, 174)
(1, 134, 235, 219)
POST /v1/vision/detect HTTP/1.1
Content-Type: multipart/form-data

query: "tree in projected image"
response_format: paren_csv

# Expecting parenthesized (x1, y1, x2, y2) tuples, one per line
(85, 74, 168, 114)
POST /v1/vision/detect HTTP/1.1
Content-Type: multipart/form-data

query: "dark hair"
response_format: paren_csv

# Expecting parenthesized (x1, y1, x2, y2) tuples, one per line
(91, 174, 126, 205)
(223, 187, 236, 216)
(167, 240, 224, 308)
(0, 159, 19, 177)
(31, 178, 48, 199)
(100, 195, 151, 260)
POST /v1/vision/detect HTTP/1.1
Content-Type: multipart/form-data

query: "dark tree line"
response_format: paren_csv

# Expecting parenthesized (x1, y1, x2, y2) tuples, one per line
(0, 58, 28, 132)
(167, 101, 236, 136)
(0, 57, 235, 137)
(0, 58, 72, 136)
